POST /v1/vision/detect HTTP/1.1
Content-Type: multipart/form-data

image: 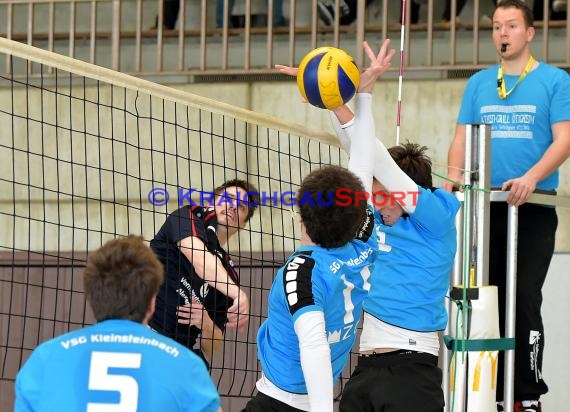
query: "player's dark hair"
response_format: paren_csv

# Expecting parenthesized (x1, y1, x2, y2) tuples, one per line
(388, 142, 433, 189)
(84, 235, 164, 322)
(297, 165, 366, 249)
(493, 0, 534, 28)
(214, 178, 260, 221)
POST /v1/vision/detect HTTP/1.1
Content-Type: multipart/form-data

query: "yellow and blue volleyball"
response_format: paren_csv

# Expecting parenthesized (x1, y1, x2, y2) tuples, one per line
(297, 46, 360, 110)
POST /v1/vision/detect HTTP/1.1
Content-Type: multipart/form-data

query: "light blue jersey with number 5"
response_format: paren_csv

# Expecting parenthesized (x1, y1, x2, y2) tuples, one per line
(15, 319, 220, 412)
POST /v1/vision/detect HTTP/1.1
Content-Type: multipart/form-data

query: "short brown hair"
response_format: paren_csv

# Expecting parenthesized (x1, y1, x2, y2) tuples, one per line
(388, 142, 433, 189)
(214, 178, 260, 221)
(297, 165, 366, 249)
(493, 0, 534, 28)
(84, 235, 164, 322)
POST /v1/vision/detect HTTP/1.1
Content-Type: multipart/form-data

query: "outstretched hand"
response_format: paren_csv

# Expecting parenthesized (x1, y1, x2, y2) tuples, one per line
(358, 39, 396, 93)
(275, 39, 395, 106)
(275, 64, 298, 77)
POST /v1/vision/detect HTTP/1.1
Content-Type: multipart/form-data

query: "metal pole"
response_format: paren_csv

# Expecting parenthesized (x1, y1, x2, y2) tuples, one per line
(475, 124, 491, 287)
(503, 205, 518, 412)
(443, 204, 465, 412)
(112, 0, 120, 71)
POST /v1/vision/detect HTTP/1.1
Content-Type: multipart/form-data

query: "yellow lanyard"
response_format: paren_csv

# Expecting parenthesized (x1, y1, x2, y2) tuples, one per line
(497, 56, 535, 99)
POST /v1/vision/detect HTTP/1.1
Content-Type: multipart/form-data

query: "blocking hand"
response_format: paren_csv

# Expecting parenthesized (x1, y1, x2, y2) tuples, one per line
(358, 39, 396, 94)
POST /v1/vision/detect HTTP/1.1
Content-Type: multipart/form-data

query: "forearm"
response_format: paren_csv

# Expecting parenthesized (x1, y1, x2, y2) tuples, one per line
(202, 257, 240, 299)
(447, 124, 467, 181)
(179, 237, 240, 299)
(329, 107, 353, 153)
(345, 94, 418, 210)
(347, 93, 376, 195)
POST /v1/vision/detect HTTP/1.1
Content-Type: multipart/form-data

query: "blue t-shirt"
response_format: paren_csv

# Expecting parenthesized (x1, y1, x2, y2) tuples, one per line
(15, 320, 221, 412)
(364, 187, 460, 332)
(257, 208, 377, 394)
(457, 62, 570, 191)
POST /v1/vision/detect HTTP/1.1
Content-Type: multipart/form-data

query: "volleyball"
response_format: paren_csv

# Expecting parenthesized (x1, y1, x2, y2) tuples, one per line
(297, 46, 360, 110)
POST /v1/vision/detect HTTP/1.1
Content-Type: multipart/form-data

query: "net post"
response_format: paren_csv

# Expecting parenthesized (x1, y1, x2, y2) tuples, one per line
(445, 124, 496, 411)
(503, 205, 518, 412)
(473, 124, 491, 287)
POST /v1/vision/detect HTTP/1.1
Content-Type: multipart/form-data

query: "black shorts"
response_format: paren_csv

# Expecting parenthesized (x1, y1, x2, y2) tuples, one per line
(339, 350, 444, 412)
(242, 391, 306, 412)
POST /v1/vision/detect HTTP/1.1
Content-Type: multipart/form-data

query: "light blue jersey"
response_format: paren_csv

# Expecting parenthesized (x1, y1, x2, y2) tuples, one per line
(15, 320, 220, 412)
(257, 208, 377, 394)
(457, 62, 570, 191)
(365, 187, 460, 332)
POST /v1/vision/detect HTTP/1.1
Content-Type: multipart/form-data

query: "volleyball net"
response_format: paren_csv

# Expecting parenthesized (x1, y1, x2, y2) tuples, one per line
(0, 37, 347, 409)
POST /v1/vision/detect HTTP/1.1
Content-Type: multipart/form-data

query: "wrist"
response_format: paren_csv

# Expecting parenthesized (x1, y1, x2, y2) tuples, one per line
(331, 104, 354, 125)
(201, 315, 214, 334)
(447, 169, 462, 180)
(228, 284, 241, 300)
(524, 170, 540, 185)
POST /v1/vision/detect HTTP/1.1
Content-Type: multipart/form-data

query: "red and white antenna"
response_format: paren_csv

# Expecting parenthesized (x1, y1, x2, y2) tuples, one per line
(396, 0, 407, 146)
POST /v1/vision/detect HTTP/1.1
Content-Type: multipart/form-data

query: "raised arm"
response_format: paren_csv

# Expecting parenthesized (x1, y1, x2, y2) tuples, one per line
(338, 41, 419, 212)
(276, 42, 418, 211)
(345, 40, 395, 196)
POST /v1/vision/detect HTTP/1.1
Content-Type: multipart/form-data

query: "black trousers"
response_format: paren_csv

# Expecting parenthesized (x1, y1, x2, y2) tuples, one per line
(242, 392, 306, 412)
(339, 350, 444, 412)
(489, 202, 557, 401)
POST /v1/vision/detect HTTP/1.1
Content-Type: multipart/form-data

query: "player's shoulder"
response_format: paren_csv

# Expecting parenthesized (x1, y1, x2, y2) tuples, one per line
(32, 330, 76, 353)
(412, 187, 461, 222)
(191, 205, 215, 220)
(283, 250, 317, 274)
(430, 187, 461, 210)
(167, 204, 212, 219)
(280, 250, 319, 314)
(164, 205, 192, 223)
(281, 249, 327, 288)
(24, 324, 96, 361)
(354, 206, 375, 242)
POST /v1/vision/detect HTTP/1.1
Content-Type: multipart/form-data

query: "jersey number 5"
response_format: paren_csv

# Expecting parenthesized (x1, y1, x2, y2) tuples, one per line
(87, 351, 141, 412)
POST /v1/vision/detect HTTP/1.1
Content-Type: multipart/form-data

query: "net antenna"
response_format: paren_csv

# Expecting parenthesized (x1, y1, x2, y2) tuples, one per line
(396, 0, 407, 146)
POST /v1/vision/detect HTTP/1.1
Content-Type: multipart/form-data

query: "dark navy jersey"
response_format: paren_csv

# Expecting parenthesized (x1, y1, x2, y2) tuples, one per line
(15, 320, 221, 412)
(150, 205, 238, 351)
